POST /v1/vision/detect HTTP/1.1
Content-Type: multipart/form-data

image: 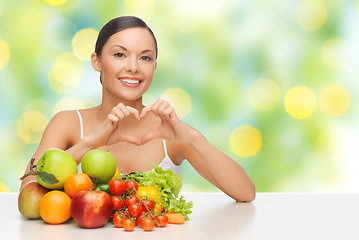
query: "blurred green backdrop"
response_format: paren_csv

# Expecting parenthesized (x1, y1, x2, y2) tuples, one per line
(1, 0, 359, 193)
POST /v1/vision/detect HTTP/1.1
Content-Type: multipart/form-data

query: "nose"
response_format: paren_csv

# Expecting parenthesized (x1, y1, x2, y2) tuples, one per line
(127, 57, 138, 73)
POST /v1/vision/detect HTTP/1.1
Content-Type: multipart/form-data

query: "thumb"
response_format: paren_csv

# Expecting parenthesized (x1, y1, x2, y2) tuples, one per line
(108, 133, 141, 146)
(141, 130, 162, 145)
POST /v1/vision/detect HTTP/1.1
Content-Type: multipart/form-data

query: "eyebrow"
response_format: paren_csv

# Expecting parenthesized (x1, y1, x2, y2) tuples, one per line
(111, 45, 155, 54)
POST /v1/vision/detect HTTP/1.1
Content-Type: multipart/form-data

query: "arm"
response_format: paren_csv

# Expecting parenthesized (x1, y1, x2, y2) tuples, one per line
(20, 104, 141, 190)
(181, 129, 256, 202)
(141, 99, 256, 202)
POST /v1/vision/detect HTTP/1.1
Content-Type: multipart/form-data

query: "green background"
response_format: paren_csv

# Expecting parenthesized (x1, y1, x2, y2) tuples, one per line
(1, 0, 358, 193)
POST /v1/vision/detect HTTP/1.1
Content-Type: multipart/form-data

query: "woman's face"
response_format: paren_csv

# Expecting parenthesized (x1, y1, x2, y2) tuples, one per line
(93, 27, 157, 101)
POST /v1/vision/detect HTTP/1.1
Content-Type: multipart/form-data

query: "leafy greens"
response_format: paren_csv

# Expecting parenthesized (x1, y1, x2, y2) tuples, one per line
(129, 162, 193, 220)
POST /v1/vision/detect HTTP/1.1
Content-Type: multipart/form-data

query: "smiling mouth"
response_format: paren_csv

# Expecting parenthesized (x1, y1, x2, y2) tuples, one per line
(119, 78, 142, 86)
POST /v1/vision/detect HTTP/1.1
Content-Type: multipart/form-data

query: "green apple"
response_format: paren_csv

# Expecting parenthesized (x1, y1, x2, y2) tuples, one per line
(35, 148, 78, 189)
(81, 149, 117, 184)
(18, 181, 50, 219)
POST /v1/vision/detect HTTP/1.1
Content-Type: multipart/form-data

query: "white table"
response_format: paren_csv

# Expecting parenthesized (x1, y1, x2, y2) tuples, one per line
(1, 192, 358, 240)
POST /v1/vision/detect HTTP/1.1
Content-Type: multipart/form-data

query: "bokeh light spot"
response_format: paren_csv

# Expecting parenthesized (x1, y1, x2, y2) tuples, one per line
(284, 86, 317, 119)
(24, 99, 53, 114)
(0, 182, 10, 192)
(72, 28, 98, 61)
(54, 97, 86, 114)
(0, 121, 27, 153)
(124, 0, 156, 21)
(43, 0, 68, 6)
(48, 52, 84, 94)
(22, 110, 48, 132)
(295, 0, 327, 31)
(161, 88, 192, 120)
(17, 111, 48, 143)
(248, 78, 281, 111)
(0, 38, 10, 69)
(321, 38, 352, 70)
(230, 125, 262, 158)
(319, 85, 350, 117)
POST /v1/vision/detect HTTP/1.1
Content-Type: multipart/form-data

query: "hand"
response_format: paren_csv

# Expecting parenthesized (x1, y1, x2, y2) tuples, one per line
(85, 103, 141, 147)
(139, 98, 193, 144)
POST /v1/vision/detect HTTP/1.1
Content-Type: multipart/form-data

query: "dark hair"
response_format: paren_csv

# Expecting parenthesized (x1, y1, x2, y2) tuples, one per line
(95, 16, 158, 59)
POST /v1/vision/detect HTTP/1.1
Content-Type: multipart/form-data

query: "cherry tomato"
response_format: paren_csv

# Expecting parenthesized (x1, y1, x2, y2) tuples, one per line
(125, 195, 140, 207)
(113, 210, 129, 228)
(142, 217, 154, 231)
(109, 179, 126, 195)
(128, 203, 143, 218)
(136, 212, 146, 227)
(125, 179, 138, 195)
(141, 199, 155, 212)
(111, 195, 124, 211)
(122, 218, 135, 231)
(112, 213, 124, 228)
(154, 214, 168, 227)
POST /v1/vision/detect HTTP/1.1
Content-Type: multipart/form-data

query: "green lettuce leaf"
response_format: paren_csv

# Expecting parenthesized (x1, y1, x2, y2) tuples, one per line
(128, 162, 193, 220)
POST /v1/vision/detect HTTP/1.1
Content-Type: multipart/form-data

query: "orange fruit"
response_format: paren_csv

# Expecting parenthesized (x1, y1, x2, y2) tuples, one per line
(39, 190, 72, 224)
(64, 173, 93, 197)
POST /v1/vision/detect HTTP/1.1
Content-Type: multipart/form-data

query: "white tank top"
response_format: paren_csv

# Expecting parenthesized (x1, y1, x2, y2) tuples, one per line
(74, 109, 182, 175)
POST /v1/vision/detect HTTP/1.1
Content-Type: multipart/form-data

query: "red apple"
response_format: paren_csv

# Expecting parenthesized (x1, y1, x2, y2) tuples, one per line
(18, 181, 50, 219)
(71, 190, 112, 228)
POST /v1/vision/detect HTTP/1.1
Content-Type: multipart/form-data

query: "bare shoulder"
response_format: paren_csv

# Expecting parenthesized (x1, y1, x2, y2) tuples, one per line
(51, 110, 80, 129)
(44, 110, 81, 146)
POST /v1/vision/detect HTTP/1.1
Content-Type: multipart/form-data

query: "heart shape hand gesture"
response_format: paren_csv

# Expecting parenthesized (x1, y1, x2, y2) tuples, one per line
(87, 99, 192, 148)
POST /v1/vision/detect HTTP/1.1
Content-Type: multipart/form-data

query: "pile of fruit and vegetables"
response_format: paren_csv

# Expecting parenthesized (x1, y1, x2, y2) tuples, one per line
(18, 148, 193, 231)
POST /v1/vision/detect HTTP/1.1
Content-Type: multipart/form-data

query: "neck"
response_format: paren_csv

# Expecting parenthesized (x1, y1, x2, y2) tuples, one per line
(98, 93, 145, 122)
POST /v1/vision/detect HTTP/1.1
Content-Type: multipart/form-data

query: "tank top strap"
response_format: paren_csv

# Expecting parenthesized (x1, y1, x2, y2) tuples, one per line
(162, 138, 169, 157)
(74, 109, 83, 140)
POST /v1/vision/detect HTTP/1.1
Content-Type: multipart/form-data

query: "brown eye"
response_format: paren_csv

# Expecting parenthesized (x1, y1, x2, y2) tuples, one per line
(140, 56, 151, 61)
(114, 52, 125, 58)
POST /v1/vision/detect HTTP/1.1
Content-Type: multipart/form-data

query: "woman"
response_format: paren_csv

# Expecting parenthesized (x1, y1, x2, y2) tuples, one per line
(20, 16, 255, 202)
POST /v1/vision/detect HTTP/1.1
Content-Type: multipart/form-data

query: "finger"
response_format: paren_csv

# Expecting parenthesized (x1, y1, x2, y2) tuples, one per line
(113, 107, 125, 120)
(126, 106, 140, 120)
(117, 103, 131, 118)
(141, 130, 162, 145)
(107, 113, 119, 127)
(163, 106, 174, 120)
(151, 98, 164, 116)
(157, 100, 170, 116)
(140, 104, 152, 118)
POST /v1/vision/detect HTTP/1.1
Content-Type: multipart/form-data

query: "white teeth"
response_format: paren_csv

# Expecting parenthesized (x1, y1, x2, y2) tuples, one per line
(120, 78, 140, 84)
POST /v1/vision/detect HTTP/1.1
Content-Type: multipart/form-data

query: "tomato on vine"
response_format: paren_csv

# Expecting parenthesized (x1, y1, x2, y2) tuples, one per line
(140, 199, 155, 212)
(125, 179, 138, 195)
(109, 179, 126, 195)
(155, 214, 168, 227)
(128, 203, 143, 218)
(122, 218, 135, 231)
(142, 217, 155, 231)
(125, 195, 139, 207)
(111, 195, 124, 211)
(112, 211, 128, 228)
